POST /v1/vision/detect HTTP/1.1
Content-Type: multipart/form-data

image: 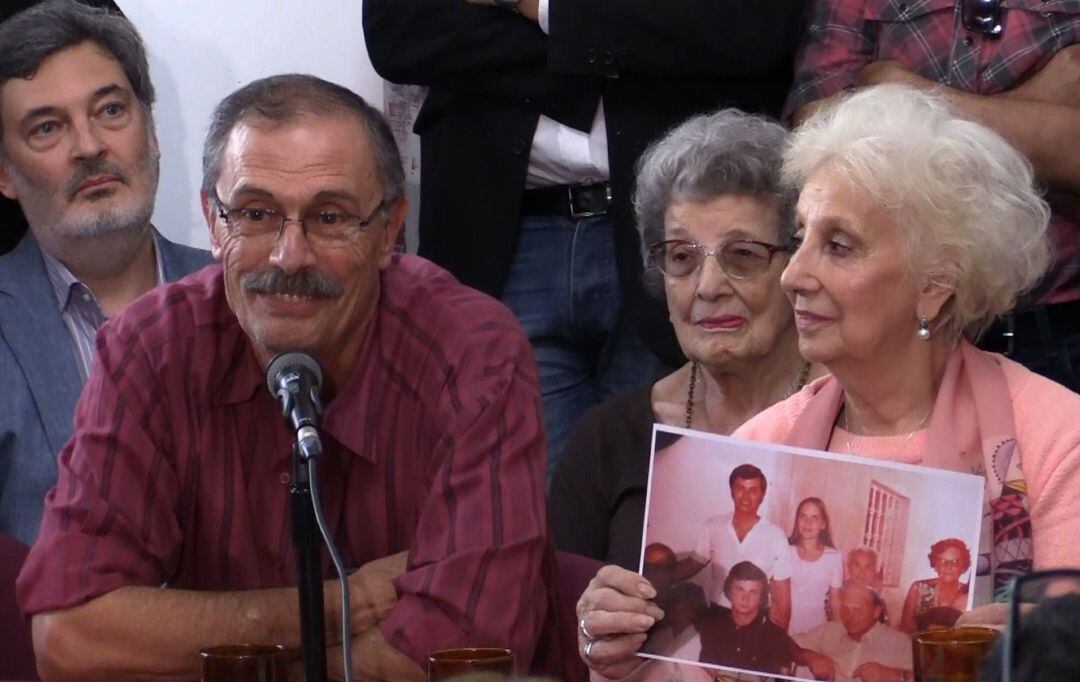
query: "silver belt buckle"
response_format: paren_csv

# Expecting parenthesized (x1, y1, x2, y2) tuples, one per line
(568, 183, 612, 219)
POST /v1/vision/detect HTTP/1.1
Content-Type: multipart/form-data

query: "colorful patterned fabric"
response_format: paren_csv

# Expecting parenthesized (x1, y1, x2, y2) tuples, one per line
(912, 578, 968, 629)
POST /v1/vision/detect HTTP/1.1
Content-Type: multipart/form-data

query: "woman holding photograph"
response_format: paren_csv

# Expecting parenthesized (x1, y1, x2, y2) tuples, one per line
(731, 84, 1080, 626)
(786, 497, 843, 635)
(899, 538, 971, 633)
(564, 107, 816, 682)
(575, 85, 1080, 681)
(549, 108, 811, 571)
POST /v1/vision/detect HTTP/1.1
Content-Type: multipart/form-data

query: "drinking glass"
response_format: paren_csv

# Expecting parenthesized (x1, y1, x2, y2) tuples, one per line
(200, 643, 290, 682)
(912, 626, 997, 682)
(427, 647, 515, 681)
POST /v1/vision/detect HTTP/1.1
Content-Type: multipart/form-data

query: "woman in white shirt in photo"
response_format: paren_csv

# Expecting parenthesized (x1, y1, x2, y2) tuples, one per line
(787, 496, 844, 634)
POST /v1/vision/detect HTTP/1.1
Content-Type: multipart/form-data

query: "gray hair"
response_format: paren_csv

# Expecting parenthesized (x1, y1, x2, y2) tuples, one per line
(201, 74, 404, 206)
(0, 0, 155, 143)
(634, 109, 795, 298)
(783, 84, 1052, 342)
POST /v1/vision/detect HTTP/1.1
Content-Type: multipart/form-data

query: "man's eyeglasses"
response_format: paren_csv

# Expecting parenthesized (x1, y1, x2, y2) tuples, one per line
(647, 239, 790, 280)
(1000, 568, 1080, 682)
(215, 196, 386, 245)
(962, 0, 1003, 38)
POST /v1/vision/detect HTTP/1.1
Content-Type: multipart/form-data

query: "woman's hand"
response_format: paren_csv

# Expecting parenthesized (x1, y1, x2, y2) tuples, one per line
(955, 602, 1010, 630)
(576, 564, 664, 680)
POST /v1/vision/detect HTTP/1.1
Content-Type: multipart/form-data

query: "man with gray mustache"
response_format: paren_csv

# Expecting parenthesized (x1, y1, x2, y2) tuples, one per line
(0, 0, 211, 545)
(18, 73, 556, 681)
(243, 268, 344, 300)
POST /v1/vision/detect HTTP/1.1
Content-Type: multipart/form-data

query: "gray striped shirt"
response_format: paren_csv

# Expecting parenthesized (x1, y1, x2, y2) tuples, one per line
(41, 236, 165, 382)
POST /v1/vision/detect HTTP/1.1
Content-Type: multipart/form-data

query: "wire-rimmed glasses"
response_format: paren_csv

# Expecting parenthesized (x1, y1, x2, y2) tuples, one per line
(215, 196, 386, 246)
(647, 238, 790, 280)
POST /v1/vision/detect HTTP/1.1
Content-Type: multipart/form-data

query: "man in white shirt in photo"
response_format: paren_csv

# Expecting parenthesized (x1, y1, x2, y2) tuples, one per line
(679, 463, 792, 629)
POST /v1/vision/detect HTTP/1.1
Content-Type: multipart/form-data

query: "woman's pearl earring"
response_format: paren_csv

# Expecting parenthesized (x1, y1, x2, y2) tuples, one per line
(917, 317, 931, 341)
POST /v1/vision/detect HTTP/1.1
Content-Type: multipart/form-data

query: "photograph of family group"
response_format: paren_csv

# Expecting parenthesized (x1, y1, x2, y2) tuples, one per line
(638, 426, 985, 682)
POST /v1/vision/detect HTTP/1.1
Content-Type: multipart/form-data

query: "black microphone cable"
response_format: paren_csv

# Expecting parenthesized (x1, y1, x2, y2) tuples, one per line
(266, 350, 355, 682)
(308, 456, 354, 682)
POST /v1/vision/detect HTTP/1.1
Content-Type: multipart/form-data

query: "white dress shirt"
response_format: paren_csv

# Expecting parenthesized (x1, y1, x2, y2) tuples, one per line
(793, 621, 913, 682)
(525, 0, 609, 189)
(692, 513, 794, 607)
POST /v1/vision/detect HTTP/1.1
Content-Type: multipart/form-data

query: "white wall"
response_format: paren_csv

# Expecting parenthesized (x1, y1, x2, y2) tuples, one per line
(117, 0, 385, 250)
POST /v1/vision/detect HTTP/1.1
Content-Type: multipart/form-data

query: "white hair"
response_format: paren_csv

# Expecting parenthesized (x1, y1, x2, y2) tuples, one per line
(783, 84, 1052, 341)
(847, 545, 880, 569)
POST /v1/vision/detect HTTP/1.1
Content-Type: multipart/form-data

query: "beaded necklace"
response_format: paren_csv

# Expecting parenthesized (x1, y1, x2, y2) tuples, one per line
(684, 360, 811, 429)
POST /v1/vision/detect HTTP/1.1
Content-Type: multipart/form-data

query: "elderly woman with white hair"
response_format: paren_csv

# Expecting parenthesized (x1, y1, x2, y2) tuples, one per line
(576, 84, 1080, 681)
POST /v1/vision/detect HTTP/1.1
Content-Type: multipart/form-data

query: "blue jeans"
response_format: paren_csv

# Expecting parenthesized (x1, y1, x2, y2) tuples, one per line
(501, 214, 666, 486)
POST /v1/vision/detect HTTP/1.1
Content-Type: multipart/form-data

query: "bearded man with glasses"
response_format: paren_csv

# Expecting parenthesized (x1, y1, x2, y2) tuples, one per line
(18, 74, 560, 682)
(0, 0, 211, 546)
(785, 0, 1080, 392)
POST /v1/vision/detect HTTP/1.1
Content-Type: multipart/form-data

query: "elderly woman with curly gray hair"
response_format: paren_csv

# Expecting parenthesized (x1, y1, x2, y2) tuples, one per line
(549, 108, 810, 576)
(576, 84, 1080, 682)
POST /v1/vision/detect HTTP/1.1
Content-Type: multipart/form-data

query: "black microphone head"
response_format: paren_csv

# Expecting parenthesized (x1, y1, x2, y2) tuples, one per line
(265, 350, 324, 396)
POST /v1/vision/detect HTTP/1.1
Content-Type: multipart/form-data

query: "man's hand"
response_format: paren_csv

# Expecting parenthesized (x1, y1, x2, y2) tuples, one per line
(792, 61, 934, 125)
(852, 661, 905, 682)
(851, 55, 1080, 190)
(464, 0, 540, 22)
(1004, 45, 1080, 108)
(801, 650, 837, 680)
(327, 626, 425, 682)
(345, 551, 407, 633)
(855, 60, 936, 90)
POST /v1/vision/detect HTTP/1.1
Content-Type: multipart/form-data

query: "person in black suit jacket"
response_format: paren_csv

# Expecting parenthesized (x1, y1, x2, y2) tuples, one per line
(363, 0, 804, 480)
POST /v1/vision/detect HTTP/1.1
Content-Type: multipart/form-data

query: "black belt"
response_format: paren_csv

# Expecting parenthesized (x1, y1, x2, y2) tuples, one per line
(979, 299, 1080, 356)
(521, 182, 612, 219)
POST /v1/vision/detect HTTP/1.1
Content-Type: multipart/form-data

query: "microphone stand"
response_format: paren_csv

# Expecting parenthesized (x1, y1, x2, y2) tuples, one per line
(291, 442, 328, 682)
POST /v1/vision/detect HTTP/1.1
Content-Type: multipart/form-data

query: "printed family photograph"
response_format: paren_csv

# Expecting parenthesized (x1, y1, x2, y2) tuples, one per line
(638, 426, 984, 682)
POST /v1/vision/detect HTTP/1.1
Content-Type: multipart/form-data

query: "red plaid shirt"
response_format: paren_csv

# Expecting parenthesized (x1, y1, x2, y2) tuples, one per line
(786, 0, 1080, 304)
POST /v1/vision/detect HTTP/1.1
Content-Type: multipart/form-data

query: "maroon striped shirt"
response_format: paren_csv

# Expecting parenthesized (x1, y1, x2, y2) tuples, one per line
(17, 255, 551, 665)
(785, 0, 1080, 305)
